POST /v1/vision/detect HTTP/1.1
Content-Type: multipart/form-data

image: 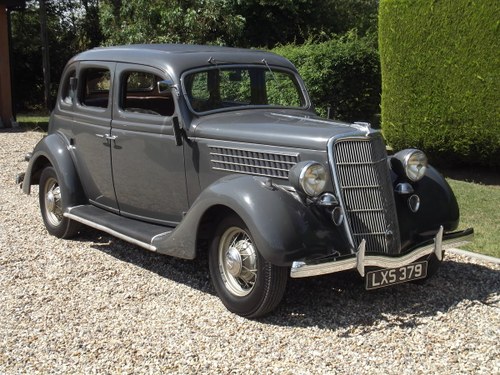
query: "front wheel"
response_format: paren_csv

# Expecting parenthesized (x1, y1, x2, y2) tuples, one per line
(39, 166, 80, 238)
(209, 215, 288, 318)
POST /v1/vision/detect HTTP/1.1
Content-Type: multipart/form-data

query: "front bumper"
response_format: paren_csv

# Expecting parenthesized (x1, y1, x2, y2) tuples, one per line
(290, 226, 474, 278)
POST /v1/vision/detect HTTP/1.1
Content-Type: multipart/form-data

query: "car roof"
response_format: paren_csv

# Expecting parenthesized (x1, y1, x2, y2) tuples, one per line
(69, 44, 297, 80)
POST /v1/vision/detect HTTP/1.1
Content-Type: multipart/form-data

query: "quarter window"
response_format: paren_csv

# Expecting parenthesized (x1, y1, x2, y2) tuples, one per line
(80, 68, 111, 108)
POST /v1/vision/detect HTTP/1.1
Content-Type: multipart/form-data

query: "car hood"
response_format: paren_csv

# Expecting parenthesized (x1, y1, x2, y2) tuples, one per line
(191, 110, 370, 151)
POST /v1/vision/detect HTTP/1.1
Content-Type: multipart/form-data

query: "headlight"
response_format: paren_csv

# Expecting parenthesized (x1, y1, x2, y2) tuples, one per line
(289, 161, 327, 197)
(402, 149, 428, 181)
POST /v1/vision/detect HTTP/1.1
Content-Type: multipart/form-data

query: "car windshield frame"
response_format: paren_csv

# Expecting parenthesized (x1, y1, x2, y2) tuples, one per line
(181, 64, 310, 115)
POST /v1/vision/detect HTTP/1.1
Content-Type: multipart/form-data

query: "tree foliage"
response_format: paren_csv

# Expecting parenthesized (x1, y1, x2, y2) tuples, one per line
(10, 0, 379, 111)
(273, 33, 381, 123)
(237, 0, 378, 48)
(10, 0, 102, 110)
(97, 0, 379, 48)
(99, 0, 245, 46)
(379, 0, 500, 167)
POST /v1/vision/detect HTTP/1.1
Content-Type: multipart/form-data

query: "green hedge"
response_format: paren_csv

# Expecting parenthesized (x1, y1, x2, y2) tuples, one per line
(273, 33, 381, 124)
(379, 0, 500, 167)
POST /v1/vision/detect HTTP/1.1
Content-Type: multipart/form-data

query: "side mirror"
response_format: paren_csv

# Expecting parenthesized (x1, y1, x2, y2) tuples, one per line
(157, 79, 175, 94)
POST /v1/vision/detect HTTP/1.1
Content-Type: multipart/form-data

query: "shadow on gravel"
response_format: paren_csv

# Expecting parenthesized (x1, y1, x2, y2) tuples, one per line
(268, 260, 499, 331)
(77, 228, 499, 330)
(78, 228, 215, 294)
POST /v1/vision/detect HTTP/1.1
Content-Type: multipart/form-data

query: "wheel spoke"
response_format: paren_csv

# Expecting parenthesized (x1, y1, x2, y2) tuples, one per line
(229, 235, 239, 249)
(241, 266, 257, 274)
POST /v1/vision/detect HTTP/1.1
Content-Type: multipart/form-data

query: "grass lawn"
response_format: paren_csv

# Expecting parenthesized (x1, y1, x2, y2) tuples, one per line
(16, 114, 49, 131)
(447, 179, 500, 259)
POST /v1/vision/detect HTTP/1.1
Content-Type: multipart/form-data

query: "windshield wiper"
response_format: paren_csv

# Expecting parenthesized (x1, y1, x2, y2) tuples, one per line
(261, 58, 284, 92)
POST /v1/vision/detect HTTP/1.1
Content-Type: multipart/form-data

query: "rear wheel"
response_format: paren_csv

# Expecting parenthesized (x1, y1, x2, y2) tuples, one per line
(39, 166, 80, 238)
(209, 215, 288, 318)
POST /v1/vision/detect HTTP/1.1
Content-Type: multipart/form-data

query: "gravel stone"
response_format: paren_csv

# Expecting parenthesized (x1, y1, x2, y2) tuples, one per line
(1, 130, 499, 374)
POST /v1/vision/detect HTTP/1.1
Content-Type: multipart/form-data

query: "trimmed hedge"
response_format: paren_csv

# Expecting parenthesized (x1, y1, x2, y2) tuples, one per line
(273, 33, 381, 124)
(379, 0, 500, 167)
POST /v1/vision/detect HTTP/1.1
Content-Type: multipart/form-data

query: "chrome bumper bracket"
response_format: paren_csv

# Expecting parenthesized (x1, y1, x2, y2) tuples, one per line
(356, 239, 366, 277)
(290, 226, 473, 278)
(435, 226, 444, 261)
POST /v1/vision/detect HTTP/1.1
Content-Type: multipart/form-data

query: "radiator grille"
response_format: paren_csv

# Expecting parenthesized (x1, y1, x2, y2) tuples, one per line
(333, 137, 401, 254)
(209, 146, 298, 179)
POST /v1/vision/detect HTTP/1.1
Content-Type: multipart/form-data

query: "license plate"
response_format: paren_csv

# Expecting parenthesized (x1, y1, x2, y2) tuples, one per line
(365, 261, 428, 290)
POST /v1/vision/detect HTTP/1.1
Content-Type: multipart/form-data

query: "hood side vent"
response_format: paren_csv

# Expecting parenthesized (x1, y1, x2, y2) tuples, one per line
(209, 146, 298, 179)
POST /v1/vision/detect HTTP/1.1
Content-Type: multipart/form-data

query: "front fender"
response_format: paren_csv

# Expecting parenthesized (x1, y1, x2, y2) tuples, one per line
(395, 165, 460, 251)
(22, 132, 86, 208)
(153, 175, 348, 265)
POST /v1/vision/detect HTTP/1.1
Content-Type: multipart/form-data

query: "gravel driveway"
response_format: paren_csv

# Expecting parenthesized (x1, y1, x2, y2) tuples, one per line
(1, 130, 499, 374)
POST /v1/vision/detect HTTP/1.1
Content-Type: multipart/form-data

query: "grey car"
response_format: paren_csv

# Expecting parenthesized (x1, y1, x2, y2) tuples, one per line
(21, 44, 473, 318)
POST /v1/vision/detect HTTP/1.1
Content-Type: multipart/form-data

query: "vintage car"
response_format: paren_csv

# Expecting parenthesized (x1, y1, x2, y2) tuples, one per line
(20, 44, 473, 318)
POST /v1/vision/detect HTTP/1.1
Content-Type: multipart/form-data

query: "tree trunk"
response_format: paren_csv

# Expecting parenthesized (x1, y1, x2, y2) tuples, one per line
(39, 0, 51, 111)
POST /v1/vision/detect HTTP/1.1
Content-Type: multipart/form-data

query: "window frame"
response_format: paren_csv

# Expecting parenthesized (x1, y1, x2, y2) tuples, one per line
(118, 69, 175, 118)
(181, 64, 310, 116)
(59, 66, 77, 108)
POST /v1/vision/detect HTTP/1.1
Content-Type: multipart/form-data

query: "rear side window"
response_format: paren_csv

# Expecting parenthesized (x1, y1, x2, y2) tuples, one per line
(60, 69, 76, 105)
(121, 71, 175, 117)
(80, 68, 111, 108)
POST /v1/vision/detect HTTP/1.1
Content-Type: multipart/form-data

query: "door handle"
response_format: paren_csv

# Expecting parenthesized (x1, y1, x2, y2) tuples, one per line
(95, 134, 117, 141)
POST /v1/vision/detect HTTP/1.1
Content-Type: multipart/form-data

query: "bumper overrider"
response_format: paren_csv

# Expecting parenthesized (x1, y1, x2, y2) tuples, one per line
(290, 226, 474, 278)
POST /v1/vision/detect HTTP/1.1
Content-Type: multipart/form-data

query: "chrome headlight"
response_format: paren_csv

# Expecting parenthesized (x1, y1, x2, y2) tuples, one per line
(289, 161, 327, 197)
(396, 149, 428, 181)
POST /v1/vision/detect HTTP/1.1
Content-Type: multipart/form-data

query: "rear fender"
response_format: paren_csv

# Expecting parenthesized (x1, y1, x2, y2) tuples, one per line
(23, 133, 86, 207)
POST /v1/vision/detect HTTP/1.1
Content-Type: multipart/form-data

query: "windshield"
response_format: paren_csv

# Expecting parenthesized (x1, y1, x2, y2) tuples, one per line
(183, 66, 307, 114)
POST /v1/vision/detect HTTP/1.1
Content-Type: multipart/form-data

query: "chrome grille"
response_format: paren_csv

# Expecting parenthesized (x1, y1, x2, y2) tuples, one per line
(333, 137, 400, 254)
(209, 146, 298, 179)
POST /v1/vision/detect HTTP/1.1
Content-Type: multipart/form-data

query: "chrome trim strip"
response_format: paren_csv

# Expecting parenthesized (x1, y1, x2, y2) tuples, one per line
(270, 113, 355, 129)
(211, 159, 291, 172)
(290, 226, 474, 278)
(64, 210, 158, 252)
(327, 136, 356, 252)
(211, 167, 289, 180)
(151, 231, 172, 242)
(208, 144, 299, 158)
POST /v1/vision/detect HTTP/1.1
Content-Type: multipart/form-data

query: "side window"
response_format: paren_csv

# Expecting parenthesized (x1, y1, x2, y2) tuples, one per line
(121, 71, 174, 117)
(80, 68, 111, 108)
(60, 70, 76, 105)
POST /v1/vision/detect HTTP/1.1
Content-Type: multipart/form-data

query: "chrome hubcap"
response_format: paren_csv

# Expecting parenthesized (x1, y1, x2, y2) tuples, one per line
(218, 227, 257, 297)
(46, 189, 56, 212)
(44, 178, 63, 227)
(225, 247, 243, 276)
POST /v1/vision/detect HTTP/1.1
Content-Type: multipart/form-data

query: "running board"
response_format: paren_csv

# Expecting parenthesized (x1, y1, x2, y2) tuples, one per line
(65, 205, 173, 252)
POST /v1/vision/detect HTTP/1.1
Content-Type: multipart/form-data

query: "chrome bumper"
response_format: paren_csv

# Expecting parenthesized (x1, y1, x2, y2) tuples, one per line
(290, 226, 474, 278)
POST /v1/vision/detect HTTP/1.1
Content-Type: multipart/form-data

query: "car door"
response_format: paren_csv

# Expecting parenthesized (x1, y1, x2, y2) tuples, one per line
(110, 63, 188, 225)
(72, 62, 119, 211)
